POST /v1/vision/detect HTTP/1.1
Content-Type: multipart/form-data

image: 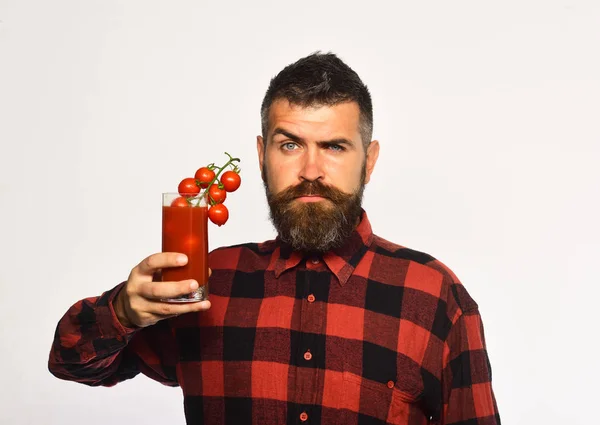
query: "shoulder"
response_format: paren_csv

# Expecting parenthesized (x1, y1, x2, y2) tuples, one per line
(370, 234, 479, 315)
(208, 239, 277, 271)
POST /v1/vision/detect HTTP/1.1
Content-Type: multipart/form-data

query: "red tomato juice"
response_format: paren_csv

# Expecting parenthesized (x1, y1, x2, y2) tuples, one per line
(161, 205, 209, 286)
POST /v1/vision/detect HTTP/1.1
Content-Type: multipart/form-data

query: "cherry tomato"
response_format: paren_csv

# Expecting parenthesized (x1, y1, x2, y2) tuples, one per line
(178, 177, 200, 196)
(208, 204, 229, 226)
(208, 184, 227, 204)
(170, 196, 190, 207)
(194, 167, 215, 189)
(221, 171, 241, 192)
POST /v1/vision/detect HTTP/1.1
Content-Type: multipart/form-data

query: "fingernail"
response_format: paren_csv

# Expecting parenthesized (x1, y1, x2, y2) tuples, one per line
(177, 255, 188, 264)
(189, 280, 199, 290)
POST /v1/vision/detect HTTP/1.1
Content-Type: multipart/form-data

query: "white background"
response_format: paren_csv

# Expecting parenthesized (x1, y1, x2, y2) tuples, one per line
(1, 1, 598, 424)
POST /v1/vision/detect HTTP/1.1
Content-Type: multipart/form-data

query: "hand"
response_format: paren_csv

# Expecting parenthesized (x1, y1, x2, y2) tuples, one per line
(114, 252, 211, 328)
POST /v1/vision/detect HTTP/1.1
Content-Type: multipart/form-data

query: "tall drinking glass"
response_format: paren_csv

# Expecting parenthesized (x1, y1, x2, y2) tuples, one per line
(161, 192, 209, 302)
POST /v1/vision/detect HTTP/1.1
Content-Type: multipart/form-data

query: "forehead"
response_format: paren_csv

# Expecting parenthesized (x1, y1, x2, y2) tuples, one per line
(267, 99, 362, 142)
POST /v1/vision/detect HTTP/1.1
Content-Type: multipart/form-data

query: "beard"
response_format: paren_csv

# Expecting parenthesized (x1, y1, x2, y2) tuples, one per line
(263, 165, 366, 254)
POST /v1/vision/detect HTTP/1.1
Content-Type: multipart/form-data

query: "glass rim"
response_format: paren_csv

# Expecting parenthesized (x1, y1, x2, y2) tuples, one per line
(162, 192, 206, 195)
(162, 192, 207, 206)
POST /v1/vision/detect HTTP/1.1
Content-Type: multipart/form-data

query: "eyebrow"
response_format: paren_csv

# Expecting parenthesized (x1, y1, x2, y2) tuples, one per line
(271, 127, 355, 147)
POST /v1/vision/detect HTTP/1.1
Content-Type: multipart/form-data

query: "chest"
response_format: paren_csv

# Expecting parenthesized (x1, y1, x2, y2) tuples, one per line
(173, 268, 444, 418)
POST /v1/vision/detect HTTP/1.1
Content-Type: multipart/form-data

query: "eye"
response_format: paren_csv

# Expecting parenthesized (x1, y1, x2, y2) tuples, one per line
(281, 142, 299, 151)
(327, 143, 345, 152)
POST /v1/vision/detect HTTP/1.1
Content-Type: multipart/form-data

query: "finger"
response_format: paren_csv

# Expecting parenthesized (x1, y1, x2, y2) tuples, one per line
(150, 300, 212, 317)
(135, 252, 187, 277)
(139, 279, 199, 300)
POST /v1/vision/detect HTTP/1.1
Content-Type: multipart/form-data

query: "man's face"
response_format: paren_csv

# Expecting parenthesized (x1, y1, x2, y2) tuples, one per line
(257, 99, 379, 253)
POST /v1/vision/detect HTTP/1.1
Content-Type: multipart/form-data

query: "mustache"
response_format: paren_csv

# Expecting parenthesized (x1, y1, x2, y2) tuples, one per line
(270, 180, 352, 204)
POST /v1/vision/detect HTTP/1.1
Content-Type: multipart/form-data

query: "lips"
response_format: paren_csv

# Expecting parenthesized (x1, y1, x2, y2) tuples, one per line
(294, 195, 329, 204)
(295, 194, 327, 199)
(277, 180, 343, 204)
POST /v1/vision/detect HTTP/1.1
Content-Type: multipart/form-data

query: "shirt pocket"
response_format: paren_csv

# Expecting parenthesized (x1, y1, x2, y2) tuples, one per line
(341, 372, 426, 424)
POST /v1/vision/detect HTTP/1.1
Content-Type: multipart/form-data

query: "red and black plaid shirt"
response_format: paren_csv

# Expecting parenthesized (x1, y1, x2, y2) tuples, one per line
(49, 211, 500, 425)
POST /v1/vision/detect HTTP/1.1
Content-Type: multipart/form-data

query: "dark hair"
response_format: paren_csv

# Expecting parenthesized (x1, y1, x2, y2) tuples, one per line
(260, 51, 373, 147)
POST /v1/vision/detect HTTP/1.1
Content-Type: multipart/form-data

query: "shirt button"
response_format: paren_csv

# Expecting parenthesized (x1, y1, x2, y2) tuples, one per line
(299, 412, 308, 422)
(387, 380, 395, 389)
(311, 258, 320, 265)
(307, 294, 315, 303)
(303, 351, 313, 361)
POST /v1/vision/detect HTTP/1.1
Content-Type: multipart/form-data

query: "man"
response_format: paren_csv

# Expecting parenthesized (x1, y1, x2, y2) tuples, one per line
(49, 52, 501, 424)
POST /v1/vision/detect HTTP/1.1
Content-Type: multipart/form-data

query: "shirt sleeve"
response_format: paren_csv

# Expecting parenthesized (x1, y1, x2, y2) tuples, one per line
(48, 282, 179, 387)
(440, 309, 501, 425)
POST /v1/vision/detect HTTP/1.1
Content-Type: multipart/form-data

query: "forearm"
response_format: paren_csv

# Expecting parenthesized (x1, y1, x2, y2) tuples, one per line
(48, 282, 139, 386)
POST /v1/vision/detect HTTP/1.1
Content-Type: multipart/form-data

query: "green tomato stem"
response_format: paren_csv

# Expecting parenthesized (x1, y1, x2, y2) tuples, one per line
(191, 152, 240, 207)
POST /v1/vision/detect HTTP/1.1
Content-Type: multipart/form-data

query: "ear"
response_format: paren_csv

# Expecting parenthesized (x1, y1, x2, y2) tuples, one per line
(364, 140, 380, 184)
(257, 136, 265, 179)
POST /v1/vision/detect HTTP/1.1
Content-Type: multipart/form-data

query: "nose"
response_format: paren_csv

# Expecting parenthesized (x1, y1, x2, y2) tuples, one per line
(299, 149, 324, 182)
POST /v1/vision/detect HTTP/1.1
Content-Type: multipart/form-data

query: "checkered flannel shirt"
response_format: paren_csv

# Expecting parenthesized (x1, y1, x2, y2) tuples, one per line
(49, 211, 500, 424)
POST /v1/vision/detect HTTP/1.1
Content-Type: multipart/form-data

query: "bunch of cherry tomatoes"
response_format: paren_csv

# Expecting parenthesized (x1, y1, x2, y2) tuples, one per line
(171, 153, 241, 226)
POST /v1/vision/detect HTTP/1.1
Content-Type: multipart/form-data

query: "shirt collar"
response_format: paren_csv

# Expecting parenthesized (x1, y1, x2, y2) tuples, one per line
(270, 210, 374, 286)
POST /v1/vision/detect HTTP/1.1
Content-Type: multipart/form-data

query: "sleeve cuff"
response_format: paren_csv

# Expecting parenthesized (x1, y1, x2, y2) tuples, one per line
(98, 281, 140, 341)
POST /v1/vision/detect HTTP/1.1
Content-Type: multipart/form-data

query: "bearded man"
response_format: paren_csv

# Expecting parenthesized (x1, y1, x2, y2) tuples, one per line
(49, 52, 501, 425)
